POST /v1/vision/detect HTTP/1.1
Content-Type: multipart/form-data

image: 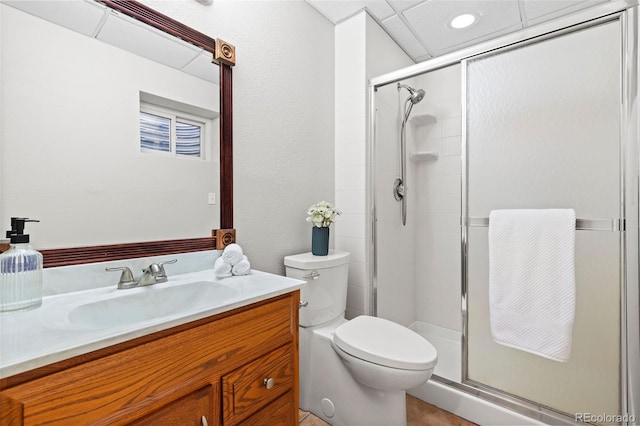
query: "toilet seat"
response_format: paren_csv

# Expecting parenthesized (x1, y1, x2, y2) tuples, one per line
(333, 316, 437, 371)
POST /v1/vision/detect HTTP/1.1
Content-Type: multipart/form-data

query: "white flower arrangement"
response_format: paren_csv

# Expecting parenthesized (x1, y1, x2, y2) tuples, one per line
(306, 201, 342, 228)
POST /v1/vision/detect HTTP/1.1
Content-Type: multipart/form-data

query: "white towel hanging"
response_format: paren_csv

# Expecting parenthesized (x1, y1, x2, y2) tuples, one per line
(488, 209, 576, 362)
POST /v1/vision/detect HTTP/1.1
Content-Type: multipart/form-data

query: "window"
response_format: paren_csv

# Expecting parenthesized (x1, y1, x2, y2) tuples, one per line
(140, 103, 206, 158)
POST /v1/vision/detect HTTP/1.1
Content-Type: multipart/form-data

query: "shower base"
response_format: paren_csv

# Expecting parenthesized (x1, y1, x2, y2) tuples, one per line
(408, 321, 544, 426)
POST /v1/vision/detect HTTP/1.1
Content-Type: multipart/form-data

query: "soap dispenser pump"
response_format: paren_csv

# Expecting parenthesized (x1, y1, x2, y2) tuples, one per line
(0, 218, 43, 313)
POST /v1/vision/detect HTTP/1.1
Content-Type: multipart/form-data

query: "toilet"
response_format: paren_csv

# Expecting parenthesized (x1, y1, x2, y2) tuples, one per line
(285, 250, 437, 426)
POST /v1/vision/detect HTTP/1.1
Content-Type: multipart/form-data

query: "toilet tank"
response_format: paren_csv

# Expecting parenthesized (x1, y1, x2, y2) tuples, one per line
(284, 250, 350, 327)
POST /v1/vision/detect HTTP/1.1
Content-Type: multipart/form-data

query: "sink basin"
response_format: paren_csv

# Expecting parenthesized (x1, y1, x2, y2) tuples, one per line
(67, 281, 238, 328)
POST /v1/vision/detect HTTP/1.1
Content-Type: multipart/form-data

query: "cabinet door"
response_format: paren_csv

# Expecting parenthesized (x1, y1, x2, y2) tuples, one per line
(240, 391, 295, 426)
(129, 385, 215, 426)
(222, 345, 294, 425)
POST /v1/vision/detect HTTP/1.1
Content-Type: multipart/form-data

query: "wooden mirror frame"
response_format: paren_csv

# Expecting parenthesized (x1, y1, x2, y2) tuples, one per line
(37, 0, 235, 267)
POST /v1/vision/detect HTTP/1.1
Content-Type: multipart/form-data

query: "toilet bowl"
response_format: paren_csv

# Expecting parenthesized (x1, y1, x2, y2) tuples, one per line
(285, 251, 438, 426)
(332, 315, 437, 391)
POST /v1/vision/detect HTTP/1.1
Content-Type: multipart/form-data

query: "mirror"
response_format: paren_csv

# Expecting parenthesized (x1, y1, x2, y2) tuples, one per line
(0, 0, 232, 253)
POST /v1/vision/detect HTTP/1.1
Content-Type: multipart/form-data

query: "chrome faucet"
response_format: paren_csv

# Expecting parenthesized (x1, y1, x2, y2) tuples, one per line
(106, 259, 177, 289)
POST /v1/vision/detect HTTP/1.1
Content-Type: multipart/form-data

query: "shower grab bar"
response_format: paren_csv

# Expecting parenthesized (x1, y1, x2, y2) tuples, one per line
(464, 216, 625, 232)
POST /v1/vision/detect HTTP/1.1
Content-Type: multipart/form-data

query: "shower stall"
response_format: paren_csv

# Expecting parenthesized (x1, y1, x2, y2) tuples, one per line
(369, 2, 639, 425)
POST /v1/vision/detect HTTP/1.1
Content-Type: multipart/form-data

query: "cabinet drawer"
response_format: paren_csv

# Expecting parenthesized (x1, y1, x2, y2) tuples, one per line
(240, 391, 295, 426)
(128, 385, 214, 426)
(222, 345, 293, 425)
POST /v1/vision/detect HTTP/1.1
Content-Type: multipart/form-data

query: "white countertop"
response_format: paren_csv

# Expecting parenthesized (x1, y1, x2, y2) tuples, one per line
(0, 269, 305, 379)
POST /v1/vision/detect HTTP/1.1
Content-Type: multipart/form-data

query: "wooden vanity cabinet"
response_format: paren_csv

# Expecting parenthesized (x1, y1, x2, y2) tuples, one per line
(0, 291, 300, 426)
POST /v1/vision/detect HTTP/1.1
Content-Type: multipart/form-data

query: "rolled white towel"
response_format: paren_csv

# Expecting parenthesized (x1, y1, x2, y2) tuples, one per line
(214, 256, 232, 278)
(232, 255, 251, 276)
(222, 243, 243, 266)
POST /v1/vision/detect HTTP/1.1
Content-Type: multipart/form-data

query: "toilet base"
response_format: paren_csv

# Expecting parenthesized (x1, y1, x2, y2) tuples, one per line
(300, 319, 408, 426)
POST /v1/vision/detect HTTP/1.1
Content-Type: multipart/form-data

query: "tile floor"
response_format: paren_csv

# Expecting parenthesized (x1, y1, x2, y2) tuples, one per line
(299, 395, 476, 425)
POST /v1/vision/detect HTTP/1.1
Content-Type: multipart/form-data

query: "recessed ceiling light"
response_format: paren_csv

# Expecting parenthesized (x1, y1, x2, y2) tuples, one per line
(450, 13, 476, 29)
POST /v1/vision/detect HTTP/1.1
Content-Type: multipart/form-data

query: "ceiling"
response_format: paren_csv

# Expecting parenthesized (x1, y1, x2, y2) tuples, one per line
(306, 0, 610, 62)
(2, 0, 219, 83)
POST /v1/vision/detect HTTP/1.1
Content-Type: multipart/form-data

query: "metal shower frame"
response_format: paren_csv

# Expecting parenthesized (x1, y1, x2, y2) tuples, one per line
(368, 1, 640, 424)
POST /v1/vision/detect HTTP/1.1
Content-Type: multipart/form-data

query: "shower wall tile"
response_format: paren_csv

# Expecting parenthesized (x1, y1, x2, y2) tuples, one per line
(348, 260, 369, 288)
(346, 307, 366, 319)
(375, 190, 397, 215)
(440, 65, 462, 96)
(424, 174, 461, 195)
(417, 259, 462, 290)
(335, 12, 369, 317)
(335, 117, 366, 146)
(441, 96, 461, 119)
(418, 300, 462, 331)
(441, 136, 462, 157)
(335, 165, 367, 191)
(336, 189, 366, 215)
(417, 282, 460, 313)
(420, 213, 460, 234)
(416, 231, 460, 254)
(335, 213, 367, 239)
(411, 117, 442, 143)
(411, 63, 462, 332)
(335, 83, 366, 119)
(335, 141, 366, 167)
(438, 154, 462, 175)
(442, 116, 462, 137)
(335, 11, 413, 318)
(336, 235, 367, 263)
(418, 193, 460, 214)
(347, 283, 368, 314)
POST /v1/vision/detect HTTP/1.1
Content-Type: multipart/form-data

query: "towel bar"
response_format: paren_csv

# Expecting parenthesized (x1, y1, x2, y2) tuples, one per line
(464, 217, 625, 232)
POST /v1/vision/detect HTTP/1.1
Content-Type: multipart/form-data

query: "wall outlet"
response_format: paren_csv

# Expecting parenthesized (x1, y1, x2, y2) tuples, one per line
(208, 193, 216, 205)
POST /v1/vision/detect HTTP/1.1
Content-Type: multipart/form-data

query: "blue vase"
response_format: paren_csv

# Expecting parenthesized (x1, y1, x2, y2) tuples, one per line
(311, 227, 329, 256)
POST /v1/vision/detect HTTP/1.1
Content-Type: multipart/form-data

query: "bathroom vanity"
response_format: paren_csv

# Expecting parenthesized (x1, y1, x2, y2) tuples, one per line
(0, 266, 303, 425)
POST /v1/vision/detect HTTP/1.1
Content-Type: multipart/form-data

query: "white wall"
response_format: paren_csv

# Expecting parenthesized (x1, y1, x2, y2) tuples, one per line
(335, 11, 414, 319)
(132, 0, 336, 274)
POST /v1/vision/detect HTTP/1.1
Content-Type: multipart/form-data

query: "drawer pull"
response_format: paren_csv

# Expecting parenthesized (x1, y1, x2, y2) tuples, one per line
(263, 377, 275, 389)
(201, 415, 208, 426)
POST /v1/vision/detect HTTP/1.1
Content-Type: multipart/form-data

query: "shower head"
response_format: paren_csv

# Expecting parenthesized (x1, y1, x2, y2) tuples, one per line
(397, 83, 425, 104)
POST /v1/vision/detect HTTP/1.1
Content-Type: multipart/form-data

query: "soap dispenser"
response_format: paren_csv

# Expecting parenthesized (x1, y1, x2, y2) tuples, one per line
(0, 218, 43, 313)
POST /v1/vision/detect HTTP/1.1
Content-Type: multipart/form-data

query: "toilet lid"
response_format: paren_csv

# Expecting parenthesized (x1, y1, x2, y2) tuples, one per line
(333, 316, 438, 371)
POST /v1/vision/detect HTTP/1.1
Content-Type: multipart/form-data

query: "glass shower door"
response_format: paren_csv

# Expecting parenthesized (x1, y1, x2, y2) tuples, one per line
(464, 19, 622, 417)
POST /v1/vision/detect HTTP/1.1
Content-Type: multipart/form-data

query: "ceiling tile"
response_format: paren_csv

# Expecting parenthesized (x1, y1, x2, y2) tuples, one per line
(522, 0, 609, 25)
(404, 0, 523, 55)
(363, 1, 396, 20)
(307, 0, 363, 22)
(387, 0, 425, 12)
(3, 0, 107, 36)
(97, 12, 201, 70)
(381, 14, 429, 60)
(307, 0, 395, 23)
